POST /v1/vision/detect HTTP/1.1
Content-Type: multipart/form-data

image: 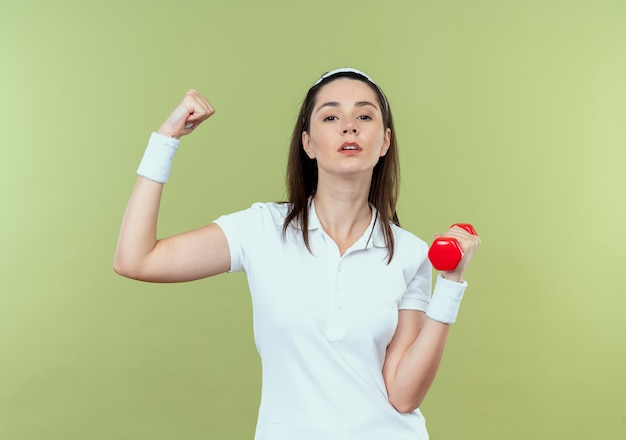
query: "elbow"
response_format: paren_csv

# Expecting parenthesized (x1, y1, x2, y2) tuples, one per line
(113, 255, 142, 280)
(113, 261, 132, 279)
(388, 392, 423, 414)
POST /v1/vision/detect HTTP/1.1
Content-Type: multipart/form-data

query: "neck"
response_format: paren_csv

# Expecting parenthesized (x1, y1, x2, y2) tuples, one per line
(312, 173, 373, 252)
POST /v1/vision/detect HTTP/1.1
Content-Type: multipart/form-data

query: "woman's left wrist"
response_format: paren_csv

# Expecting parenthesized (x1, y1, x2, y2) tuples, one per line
(441, 271, 464, 284)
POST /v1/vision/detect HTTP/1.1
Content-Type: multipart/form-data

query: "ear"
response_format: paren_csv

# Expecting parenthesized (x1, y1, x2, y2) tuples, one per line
(380, 128, 391, 157)
(302, 131, 315, 159)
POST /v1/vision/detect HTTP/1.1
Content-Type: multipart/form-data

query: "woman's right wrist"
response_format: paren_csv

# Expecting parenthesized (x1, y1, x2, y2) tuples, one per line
(156, 123, 180, 139)
(136, 132, 181, 184)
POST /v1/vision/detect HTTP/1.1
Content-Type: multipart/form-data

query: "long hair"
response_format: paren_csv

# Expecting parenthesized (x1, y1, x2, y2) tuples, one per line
(283, 70, 400, 262)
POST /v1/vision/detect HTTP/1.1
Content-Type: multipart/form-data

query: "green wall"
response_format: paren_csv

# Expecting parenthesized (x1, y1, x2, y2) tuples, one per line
(1, 0, 625, 438)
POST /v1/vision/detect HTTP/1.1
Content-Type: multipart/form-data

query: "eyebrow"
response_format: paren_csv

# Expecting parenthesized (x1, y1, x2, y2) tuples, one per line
(314, 101, 379, 113)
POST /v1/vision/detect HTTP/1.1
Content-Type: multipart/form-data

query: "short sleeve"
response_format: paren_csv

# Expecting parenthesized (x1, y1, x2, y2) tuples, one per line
(213, 213, 244, 273)
(212, 202, 286, 274)
(398, 254, 432, 312)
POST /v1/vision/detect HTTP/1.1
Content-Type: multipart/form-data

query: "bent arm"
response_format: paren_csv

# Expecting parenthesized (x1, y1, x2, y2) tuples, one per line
(113, 89, 230, 282)
(383, 226, 481, 412)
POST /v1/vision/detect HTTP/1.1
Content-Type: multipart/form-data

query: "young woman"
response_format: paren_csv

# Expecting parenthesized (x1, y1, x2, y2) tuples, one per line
(114, 68, 480, 440)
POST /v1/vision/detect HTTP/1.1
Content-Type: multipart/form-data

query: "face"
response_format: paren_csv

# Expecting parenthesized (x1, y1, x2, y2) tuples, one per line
(302, 78, 391, 178)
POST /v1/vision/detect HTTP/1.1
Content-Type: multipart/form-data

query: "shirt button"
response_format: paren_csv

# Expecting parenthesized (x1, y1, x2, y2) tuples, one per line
(336, 303, 343, 310)
(337, 264, 343, 272)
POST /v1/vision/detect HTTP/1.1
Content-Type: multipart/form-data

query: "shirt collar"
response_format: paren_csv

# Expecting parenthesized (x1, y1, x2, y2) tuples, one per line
(306, 198, 386, 249)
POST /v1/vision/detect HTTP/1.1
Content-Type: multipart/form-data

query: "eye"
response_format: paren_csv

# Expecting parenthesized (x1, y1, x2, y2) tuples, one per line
(323, 115, 338, 122)
(357, 114, 373, 120)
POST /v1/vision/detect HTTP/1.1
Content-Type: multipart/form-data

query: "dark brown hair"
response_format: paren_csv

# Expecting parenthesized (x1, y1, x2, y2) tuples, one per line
(283, 70, 400, 262)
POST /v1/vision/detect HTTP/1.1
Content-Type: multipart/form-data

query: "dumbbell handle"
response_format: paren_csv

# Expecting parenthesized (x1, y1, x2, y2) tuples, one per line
(428, 223, 477, 271)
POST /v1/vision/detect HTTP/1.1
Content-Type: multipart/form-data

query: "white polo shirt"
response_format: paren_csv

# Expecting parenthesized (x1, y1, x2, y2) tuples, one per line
(214, 201, 435, 440)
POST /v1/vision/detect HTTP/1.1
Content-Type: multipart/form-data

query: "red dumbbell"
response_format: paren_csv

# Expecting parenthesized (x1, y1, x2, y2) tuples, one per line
(428, 223, 477, 271)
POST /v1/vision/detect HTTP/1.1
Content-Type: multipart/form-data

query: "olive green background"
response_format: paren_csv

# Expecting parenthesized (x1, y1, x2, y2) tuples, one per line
(1, 0, 624, 438)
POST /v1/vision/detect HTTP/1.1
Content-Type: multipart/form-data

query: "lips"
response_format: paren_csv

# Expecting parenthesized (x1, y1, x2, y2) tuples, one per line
(339, 142, 362, 152)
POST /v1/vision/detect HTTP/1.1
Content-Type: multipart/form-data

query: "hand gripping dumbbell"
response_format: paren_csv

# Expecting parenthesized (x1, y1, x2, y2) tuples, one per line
(428, 223, 477, 271)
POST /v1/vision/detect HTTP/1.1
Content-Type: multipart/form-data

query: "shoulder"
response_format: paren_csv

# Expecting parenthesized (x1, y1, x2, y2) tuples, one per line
(248, 201, 291, 224)
(390, 223, 429, 257)
(388, 224, 432, 293)
(216, 201, 290, 229)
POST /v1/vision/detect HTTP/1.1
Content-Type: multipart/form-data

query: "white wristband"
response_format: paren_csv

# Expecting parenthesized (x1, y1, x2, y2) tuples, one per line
(136, 132, 181, 183)
(426, 274, 468, 324)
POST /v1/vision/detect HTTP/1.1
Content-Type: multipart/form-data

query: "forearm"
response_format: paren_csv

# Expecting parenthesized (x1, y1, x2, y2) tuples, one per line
(114, 130, 180, 277)
(113, 176, 164, 278)
(386, 275, 467, 412)
(386, 318, 450, 413)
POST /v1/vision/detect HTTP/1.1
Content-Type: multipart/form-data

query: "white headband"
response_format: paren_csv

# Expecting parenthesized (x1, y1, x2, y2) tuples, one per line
(311, 67, 389, 112)
(313, 68, 379, 87)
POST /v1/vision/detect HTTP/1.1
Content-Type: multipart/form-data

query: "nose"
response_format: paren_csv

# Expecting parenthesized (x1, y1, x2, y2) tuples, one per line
(342, 122, 358, 134)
